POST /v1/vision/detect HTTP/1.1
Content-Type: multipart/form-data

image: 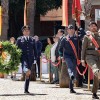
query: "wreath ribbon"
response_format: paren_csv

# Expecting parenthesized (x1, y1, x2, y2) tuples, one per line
(2, 52, 7, 60)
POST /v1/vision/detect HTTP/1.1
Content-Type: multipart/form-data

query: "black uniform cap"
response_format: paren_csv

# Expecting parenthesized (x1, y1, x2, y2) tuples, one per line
(21, 25, 30, 31)
(89, 21, 98, 27)
(68, 24, 74, 29)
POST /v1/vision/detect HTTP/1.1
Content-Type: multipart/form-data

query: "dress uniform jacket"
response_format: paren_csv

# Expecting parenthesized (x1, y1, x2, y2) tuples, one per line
(58, 28, 85, 90)
(81, 32, 100, 72)
(16, 36, 37, 70)
(81, 32, 100, 93)
(59, 28, 86, 59)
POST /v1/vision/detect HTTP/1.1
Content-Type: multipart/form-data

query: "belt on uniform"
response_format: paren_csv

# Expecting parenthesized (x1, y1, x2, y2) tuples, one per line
(87, 48, 100, 50)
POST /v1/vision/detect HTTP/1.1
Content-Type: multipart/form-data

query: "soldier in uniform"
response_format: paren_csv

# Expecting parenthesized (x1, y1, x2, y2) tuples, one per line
(16, 25, 37, 93)
(59, 23, 85, 93)
(81, 21, 100, 99)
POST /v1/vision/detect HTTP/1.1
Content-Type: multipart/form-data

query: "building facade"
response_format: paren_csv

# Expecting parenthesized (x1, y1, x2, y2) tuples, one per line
(39, 0, 100, 37)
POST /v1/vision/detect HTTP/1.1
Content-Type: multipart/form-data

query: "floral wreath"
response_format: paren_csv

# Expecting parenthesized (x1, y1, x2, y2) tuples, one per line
(0, 41, 22, 74)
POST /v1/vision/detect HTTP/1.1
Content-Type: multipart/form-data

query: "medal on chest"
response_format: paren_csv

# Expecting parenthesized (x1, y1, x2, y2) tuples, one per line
(90, 42, 93, 46)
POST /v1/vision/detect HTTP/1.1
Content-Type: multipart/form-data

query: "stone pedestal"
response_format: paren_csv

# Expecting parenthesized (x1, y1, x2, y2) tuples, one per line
(30, 64, 36, 81)
(0, 73, 4, 78)
(59, 61, 70, 88)
(20, 64, 36, 81)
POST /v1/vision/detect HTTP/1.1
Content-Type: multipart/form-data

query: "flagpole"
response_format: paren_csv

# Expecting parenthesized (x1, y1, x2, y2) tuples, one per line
(24, 0, 27, 26)
(62, 0, 68, 27)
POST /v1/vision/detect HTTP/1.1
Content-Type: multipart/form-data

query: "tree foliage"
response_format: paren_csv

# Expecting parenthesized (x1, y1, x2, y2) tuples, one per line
(36, 0, 62, 15)
(9, 0, 62, 15)
(8, 0, 62, 38)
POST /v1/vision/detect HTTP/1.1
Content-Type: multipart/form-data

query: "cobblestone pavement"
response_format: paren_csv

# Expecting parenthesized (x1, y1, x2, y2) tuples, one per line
(0, 77, 100, 100)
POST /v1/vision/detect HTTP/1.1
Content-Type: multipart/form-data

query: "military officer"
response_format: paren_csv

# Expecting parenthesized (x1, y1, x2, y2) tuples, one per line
(81, 21, 100, 99)
(59, 23, 85, 93)
(16, 25, 37, 93)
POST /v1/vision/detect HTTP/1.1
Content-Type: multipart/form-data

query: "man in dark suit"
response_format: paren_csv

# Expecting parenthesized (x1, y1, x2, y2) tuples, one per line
(34, 35, 42, 78)
(55, 29, 64, 60)
(16, 25, 37, 93)
(55, 29, 64, 83)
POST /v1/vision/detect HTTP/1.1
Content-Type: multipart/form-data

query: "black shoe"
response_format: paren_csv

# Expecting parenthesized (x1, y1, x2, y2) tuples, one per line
(50, 81, 55, 84)
(55, 81, 59, 84)
(70, 89, 76, 93)
(11, 76, 13, 79)
(92, 93, 99, 99)
(24, 91, 30, 94)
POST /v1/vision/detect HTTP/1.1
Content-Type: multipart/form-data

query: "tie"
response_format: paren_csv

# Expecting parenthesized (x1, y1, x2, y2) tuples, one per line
(26, 37, 29, 41)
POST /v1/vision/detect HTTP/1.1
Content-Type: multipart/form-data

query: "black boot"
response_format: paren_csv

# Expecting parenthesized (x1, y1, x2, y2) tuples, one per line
(92, 93, 99, 99)
(70, 89, 76, 93)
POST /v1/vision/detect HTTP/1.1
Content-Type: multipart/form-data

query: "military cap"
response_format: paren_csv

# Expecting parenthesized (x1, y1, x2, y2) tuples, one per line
(21, 25, 30, 31)
(68, 24, 74, 29)
(89, 21, 98, 27)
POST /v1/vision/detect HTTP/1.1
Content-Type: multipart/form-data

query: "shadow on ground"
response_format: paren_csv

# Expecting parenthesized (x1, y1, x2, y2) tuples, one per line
(0, 93, 47, 96)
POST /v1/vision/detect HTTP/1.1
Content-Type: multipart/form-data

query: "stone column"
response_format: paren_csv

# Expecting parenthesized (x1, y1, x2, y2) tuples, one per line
(27, 0, 36, 36)
(0, 0, 9, 41)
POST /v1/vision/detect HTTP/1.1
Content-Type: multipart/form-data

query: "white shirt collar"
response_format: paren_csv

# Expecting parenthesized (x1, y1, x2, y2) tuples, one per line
(24, 36, 29, 40)
(60, 36, 63, 39)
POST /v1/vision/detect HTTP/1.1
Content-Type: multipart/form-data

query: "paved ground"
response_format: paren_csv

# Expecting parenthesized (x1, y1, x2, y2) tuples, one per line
(0, 75, 100, 100)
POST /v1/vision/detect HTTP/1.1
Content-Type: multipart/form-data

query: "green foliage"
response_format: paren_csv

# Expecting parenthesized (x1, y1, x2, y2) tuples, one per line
(9, 0, 24, 15)
(8, 0, 62, 37)
(9, 0, 62, 15)
(36, 0, 62, 15)
(0, 41, 22, 74)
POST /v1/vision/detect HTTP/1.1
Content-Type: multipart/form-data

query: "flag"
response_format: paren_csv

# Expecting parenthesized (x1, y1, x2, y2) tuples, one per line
(0, 5, 2, 36)
(24, 0, 27, 26)
(72, 0, 82, 24)
(62, 0, 68, 27)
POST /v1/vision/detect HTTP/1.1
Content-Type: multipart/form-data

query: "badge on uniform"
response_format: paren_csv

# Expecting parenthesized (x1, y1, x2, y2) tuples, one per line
(74, 38, 77, 40)
(21, 40, 24, 43)
(90, 43, 93, 46)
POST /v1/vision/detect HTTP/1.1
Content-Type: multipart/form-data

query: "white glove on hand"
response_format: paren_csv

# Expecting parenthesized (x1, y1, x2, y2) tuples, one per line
(34, 60, 37, 64)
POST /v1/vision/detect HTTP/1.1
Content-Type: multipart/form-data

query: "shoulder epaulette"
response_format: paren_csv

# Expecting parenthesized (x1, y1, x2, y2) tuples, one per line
(17, 36, 23, 40)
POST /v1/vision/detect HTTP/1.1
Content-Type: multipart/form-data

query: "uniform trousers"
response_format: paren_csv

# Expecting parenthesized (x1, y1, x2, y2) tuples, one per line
(65, 57, 77, 89)
(22, 59, 32, 92)
(86, 55, 100, 93)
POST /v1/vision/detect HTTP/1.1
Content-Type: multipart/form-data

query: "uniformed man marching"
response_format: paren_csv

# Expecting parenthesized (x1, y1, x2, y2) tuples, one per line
(59, 23, 85, 93)
(16, 25, 37, 93)
(81, 21, 100, 99)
